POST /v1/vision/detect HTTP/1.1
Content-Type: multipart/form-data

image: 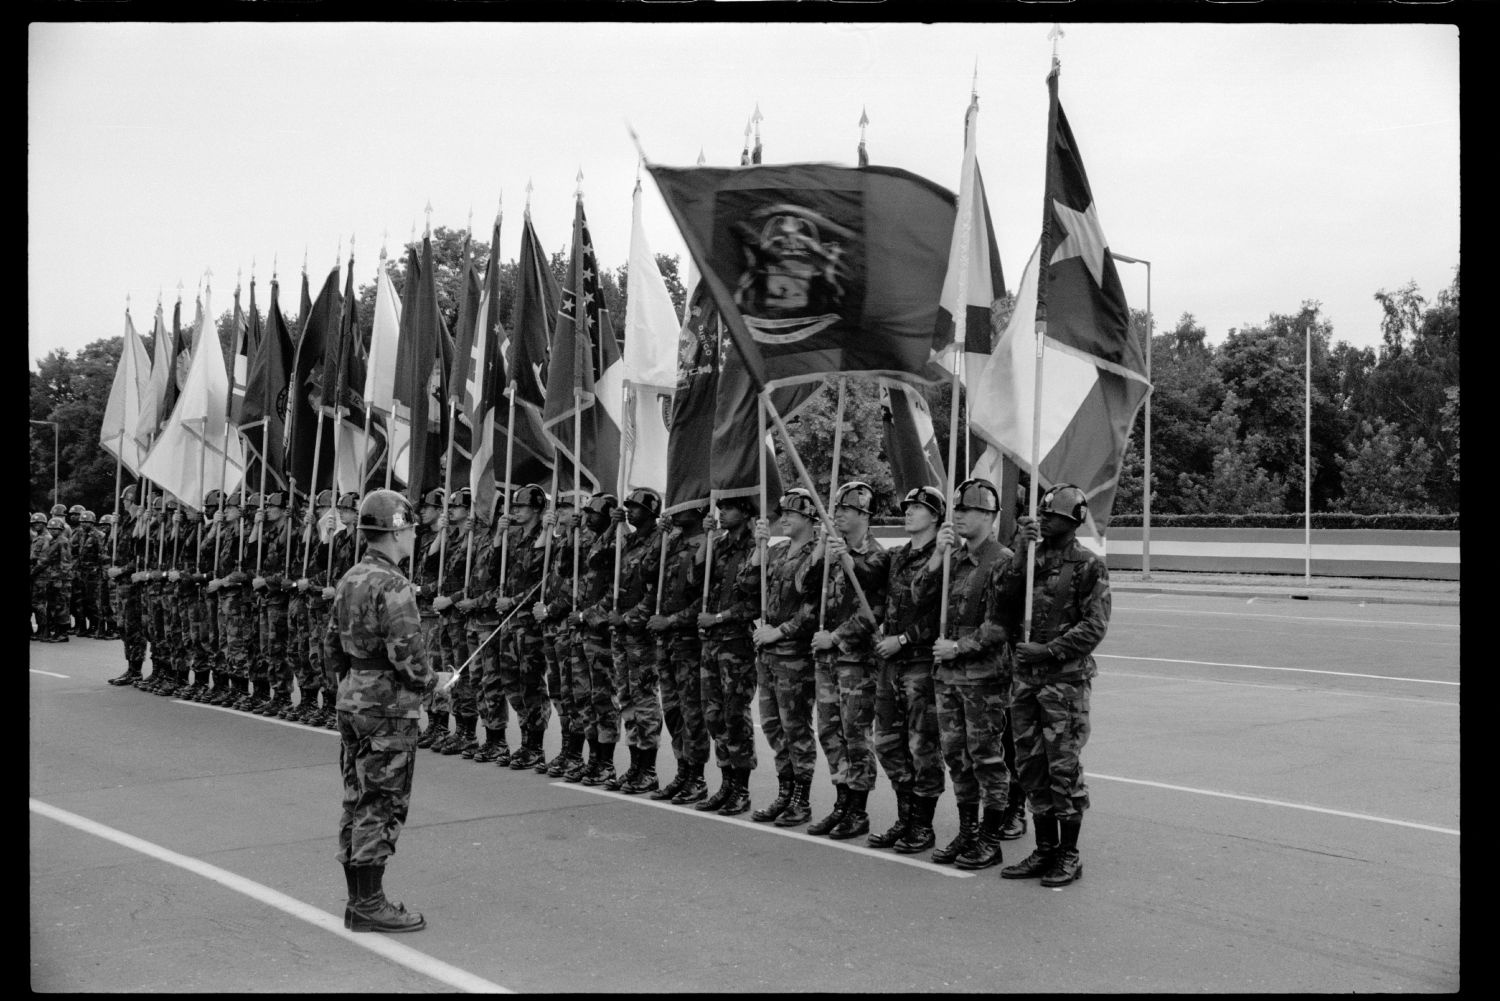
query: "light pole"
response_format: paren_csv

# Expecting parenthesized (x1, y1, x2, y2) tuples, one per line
(1110, 252, 1151, 580)
(30, 419, 59, 509)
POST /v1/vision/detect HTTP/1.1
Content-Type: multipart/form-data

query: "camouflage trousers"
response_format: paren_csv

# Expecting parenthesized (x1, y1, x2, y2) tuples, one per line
(611, 629, 663, 750)
(203, 591, 220, 675)
(1009, 676, 1091, 819)
(576, 627, 619, 744)
(144, 584, 170, 668)
(30, 578, 50, 637)
(257, 597, 293, 695)
(873, 658, 945, 800)
(498, 621, 551, 737)
(309, 598, 335, 693)
(183, 587, 209, 676)
(815, 655, 878, 792)
(439, 609, 476, 719)
(336, 712, 419, 868)
(75, 569, 102, 633)
(700, 636, 758, 772)
(50, 578, 72, 634)
(659, 630, 707, 766)
(935, 676, 1012, 811)
(466, 615, 509, 737)
(116, 580, 147, 662)
(418, 612, 445, 714)
(217, 589, 255, 679)
(758, 650, 817, 783)
(287, 596, 322, 702)
(541, 623, 576, 737)
(95, 572, 117, 634)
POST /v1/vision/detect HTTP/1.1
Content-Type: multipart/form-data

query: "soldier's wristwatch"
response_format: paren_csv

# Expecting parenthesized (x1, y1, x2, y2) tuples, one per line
(898, 634, 909, 647)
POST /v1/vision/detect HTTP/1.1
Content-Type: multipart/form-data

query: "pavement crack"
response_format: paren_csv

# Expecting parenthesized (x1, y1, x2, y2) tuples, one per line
(1220, 832, 1370, 862)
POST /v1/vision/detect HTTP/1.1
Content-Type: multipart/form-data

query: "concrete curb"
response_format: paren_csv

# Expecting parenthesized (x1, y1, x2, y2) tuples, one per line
(1112, 584, 1459, 608)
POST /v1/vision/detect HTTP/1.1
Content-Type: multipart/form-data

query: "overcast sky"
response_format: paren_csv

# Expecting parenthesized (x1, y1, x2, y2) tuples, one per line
(28, 21, 1458, 367)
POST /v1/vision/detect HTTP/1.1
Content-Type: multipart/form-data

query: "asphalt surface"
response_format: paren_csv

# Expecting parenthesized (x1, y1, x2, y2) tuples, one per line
(30, 586, 1460, 992)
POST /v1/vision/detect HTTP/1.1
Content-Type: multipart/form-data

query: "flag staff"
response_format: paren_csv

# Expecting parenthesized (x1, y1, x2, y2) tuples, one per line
(111, 299, 130, 566)
(329, 239, 353, 583)
(1304, 318, 1312, 584)
(540, 460, 559, 606)
(611, 380, 631, 603)
(571, 393, 584, 616)
(938, 91, 980, 640)
(300, 401, 326, 578)
(817, 377, 847, 630)
(757, 394, 769, 609)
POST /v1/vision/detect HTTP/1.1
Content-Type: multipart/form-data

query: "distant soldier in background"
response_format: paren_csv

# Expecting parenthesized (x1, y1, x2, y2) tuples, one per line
(459, 502, 509, 764)
(96, 513, 120, 640)
(188, 491, 223, 703)
(208, 491, 254, 708)
(32, 516, 68, 642)
(72, 509, 104, 637)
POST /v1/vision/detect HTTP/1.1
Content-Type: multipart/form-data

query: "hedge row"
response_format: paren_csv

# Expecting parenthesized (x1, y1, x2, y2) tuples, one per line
(1105, 512, 1460, 530)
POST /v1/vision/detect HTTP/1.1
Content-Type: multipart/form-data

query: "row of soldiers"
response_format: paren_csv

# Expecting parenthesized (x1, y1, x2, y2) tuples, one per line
(94, 472, 1108, 886)
(30, 503, 117, 641)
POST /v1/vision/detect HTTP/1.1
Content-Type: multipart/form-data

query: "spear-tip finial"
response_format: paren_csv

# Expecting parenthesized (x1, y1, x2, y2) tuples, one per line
(236, 266, 242, 293)
(410, 219, 416, 246)
(176, 279, 184, 301)
(380, 229, 388, 261)
(1049, 22, 1065, 62)
(203, 265, 212, 290)
(859, 106, 869, 135)
(335, 235, 342, 271)
(752, 102, 763, 137)
(466, 206, 473, 238)
(525, 178, 534, 217)
(495, 191, 503, 227)
(424, 200, 433, 238)
(125, 292, 131, 312)
(697, 147, 706, 166)
(575, 167, 584, 199)
(972, 58, 979, 100)
(272, 253, 278, 281)
(302, 245, 308, 275)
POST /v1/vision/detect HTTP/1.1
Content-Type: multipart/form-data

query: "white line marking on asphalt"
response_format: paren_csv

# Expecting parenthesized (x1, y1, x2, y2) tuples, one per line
(1086, 775, 1460, 836)
(1098, 654, 1458, 686)
(28, 798, 511, 993)
(30, 669, 69, 678)
(174, 699, 339, 733)
(1114, 604, 1458, 629)
(1105, 670, 1460, 706)
(552, 782, 976, 878)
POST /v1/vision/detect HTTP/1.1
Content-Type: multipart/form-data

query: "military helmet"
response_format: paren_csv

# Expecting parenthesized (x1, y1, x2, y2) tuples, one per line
(222, 489, 244, 509)
(315, 488, 335, 508)
(149, 496, 165, 511)
(80, 510, 97, 524)
(337, 491, 360, 512)
(716, 495, 758, 516)
(624, 487, 662, 517)
(68, 503, 86, 516)
(31, 511, 47, 526)
(203, 488, 223, 509)
(447, 486, 473, 509)
(262, 490, 287, 509)
(776, 487, 818, 520)
(120, 485, 139, 505)
(100, 513, 116, 526)
(585, 492, 619, 516)
(245, 492, 262, 510)
(164, 496, 180, 511)
(358, 488, 417, 534)
(833, 481, 875, 517)
(1039, 483, 1088, 524)
(900, 485, 947, 521)
(420, 487, 446, 509)
(953, 477, 1000, 514)
(47, 516, 65, 531)
(512, 483, 548, 510)
(51, 503, 67, 517)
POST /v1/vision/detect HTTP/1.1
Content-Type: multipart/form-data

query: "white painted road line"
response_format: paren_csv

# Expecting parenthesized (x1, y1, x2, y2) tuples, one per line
(553, 782, 976, 878)
(1098, 653, 1458, 687)
(1113, 604, 1459, 629)
(1087, 774, 1459, 836)
(1105, 670, 1460, 707)
(30, 668, 70, 679)
(174, 698, 340, 734)
(29, 798, 511, 993)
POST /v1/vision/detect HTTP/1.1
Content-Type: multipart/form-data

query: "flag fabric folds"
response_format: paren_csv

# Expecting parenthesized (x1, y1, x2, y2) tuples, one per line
(240, 277, 294, 492)
(160, 295, 194, 425)
(502, 213, 560, 492)
(879, 378, 946, 499)
(391, 235, 453, 506)
(621, 182, 678, 495)
(541, 197, 624, 497)
(664, 282, 717, 515)
(101, 310, 153, 475)
(134, 302, 174, 455)
(364, 255, 402, 417)
(284, 266, 340, 497)
(646, 162, 958, 394)
(227, 287, 251, 423)
(968, 63, 1150, 535)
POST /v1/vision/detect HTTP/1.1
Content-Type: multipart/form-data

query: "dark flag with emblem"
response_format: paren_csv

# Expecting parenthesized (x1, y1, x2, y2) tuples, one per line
(646, 162, 959, 397)
(227, 284, 251, 423)
(508, 211, 560, 482)
(284, 266, 340, 496)
(392, 232, 454, 507)
(541, 196, 623, 497)
(665, 283, 717, 514)
(969, 62, 1150, 535)
(443, 234, 480, 485)
(241, 277, 293, 491)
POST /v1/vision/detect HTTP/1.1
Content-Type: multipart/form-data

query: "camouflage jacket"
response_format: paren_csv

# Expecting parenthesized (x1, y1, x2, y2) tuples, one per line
(111, 514, 147, 576)
(912, 536, 1011, 682)
(72, 527, 105, 572)
(409, 524, 443, 609)
(253, 518, 294, 599)
(989, 537, 1110, 683)
(703, 525, 757, 643)
(816, 534, 889, 660)
(214, 523, 251, 588)
(616, 524, 666, 633)
(753, 535, 819, 654)
(848, 535, 942, 662)
(438, 521, 478, 605)
(461, 529, 500, 623)
(657, 528, 707, 632)
(31, 533, 66, 581)
(537, 531, 579, 625)
(500, 520, 547, 626)
(577, 529, 619, 634)
(325, 548, 435, 717)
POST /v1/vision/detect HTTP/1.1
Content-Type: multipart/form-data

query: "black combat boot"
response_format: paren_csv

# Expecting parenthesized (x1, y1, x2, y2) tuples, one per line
(1040, 817, 1083, 886)
(999, 798, 1028, 841)
(419, 711, 448, 750)
(107, 660, 142, 687)
(623, 747, 658, 795)
(652, 760, 691, 801)
(867, 783, 911, 849)
(672, 762, 708, 805)
(349, 865, 426, 933)
(342, 862, 358, 930)
(807, 785, 849, 836)
(751, 774, 793, 823)
(531, 730, 553, 773)
(774, 779, 813, 828)
(954, 807, 1007, 870)
(1001, 814, 1060, 880)
(551, 733, 582, 777)
(828, 788, 871, 840)
(893, 796, 938, 854)
(696, 767, 735, 812)
(445, 716, 477, 756)
(608, 746, 638, 791)
(583, 742, 616, 787)
(717, 768, 752, 816)
(932, 801, 980, 865)
(564, 740, 594, 782)
(472, 728, 502, 763)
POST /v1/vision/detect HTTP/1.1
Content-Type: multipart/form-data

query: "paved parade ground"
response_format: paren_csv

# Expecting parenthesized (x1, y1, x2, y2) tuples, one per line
(30, 587, 1460, 993)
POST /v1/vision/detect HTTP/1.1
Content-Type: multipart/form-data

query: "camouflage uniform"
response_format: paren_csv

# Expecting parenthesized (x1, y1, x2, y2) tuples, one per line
(575, 528, 620, 745)
(815, 536, 889, 794)
(754, 535, 820, 785)
(114, 514, 150, 665)
(535, 528, 578, 753)
(72, 523, 105, 636)
(611, 524, 666, 753)
(656, 527, 709, 772)
(989, 538, 1110, 820)
(409, 523, 446, 720)
(215, 523, 254, 685)
(913, 537, 1013, 813)
(499, 521, 552, 747)
(195, 523, 221, 684)
(700, 525, 759, 773)
(254, 518, 295, 701)
(96, 524, 120, 638)
(325, 548, 437, 868)
(462, 527, 511, 752)
(30, 530, 66, 639)
(178, 523, 209, 686)
(435, 522, 478, 724)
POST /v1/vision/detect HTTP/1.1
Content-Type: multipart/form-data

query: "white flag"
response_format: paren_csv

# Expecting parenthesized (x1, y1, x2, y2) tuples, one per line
(100, 311, 153, 475)
(621, 183, 678, 494)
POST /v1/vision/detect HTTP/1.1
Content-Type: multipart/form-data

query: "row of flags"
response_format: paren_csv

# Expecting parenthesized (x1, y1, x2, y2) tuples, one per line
(100, 60, 1148, 543)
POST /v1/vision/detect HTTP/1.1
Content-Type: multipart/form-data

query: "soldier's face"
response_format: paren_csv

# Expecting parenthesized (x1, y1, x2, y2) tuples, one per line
(1040, 511, 1077, 539)
(717, 504, 746, 530)
(626, 503, 653, 530)
(902, 504, 936, 535)
(953, 506, 995, 540)
(448, 505, 469, 526)
(392, 525, 416, 561)
(265, 506, 284, 523)
(420, 504, 442, 527)
(339, 508, 356, 526)
(223, 507, 241, 523)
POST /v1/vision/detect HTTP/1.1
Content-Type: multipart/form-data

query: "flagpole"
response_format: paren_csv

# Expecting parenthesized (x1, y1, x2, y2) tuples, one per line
(356, 400, 374, 564)
(611, 381, 631, 604)
(300, 416, 325, 577)
(572, 392, 584, 614)
(761, 389, 874, 623)
(436, 399, 459, 593)
(194, 418, 207, 573)
(111, 443, 124, 567)
(1304, 319, 1312, 584)
(757, 393, 769, 610)
(497, 386, 518, 590)
(817, 378, 847, 631)
(540, 459, 559, 606)
(256, 421, 271, 574)
(383, 411, 395, 490)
